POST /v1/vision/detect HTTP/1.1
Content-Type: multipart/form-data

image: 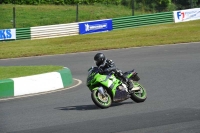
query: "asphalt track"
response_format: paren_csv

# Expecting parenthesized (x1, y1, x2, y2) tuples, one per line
(0, 42, 200, 133)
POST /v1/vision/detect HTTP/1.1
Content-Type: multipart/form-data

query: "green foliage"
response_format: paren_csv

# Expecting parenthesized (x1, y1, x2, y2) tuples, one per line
(66, 0, 76, 4)
(1, 0, 199, 10)
(134, 0, 171, 12)
(53, 0, 64, 5)
(172, 0, 200, 9)
(167, 2, 177, 11)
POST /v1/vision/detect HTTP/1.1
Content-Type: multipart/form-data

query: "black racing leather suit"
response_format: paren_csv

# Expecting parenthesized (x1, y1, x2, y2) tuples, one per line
(98, 59, 133, 90)
(98, 59, 116, 74)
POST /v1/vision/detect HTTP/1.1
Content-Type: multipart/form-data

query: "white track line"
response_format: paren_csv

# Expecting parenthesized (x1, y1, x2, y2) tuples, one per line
(0, 78, 82, 102)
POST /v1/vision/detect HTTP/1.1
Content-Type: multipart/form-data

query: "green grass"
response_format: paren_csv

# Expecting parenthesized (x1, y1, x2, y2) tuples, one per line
(1, 4, 147, 29)
(0, 66, 64, 80)
(1, 20, 200, 59)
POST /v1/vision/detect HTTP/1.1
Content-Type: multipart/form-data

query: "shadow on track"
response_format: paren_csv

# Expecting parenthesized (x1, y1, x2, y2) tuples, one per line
(55, 101, 134, 111)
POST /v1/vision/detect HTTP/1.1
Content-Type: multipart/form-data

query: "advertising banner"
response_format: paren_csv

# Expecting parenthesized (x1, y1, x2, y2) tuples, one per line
(173, 8, 200, 23)
(0, 29, 16, 40)
(79, 19, 113, 34)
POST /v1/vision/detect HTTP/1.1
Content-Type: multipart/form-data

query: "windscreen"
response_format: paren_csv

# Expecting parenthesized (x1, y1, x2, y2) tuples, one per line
(87, 67, 99, 84)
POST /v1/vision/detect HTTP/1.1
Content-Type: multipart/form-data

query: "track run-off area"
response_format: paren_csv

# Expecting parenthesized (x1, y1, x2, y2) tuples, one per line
(0, 42, 200, 133)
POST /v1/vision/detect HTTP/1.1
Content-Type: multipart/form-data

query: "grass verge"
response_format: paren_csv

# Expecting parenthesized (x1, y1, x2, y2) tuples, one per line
(1, 20, 200, 59)
(0, 66, 64, 80)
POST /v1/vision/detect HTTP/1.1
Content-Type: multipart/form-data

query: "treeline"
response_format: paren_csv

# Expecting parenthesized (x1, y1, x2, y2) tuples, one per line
(1, 0, 200, 11)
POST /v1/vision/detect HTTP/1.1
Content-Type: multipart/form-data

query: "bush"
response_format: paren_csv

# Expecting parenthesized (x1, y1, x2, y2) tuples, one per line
(167, 2, 177, 11)
(1, 0, 198, 11)
(53, 0, 64, 4)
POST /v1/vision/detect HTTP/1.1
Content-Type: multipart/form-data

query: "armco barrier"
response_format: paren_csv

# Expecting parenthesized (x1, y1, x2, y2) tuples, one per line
(31, 23, 79, 40)
(0, 67, 73, 99)
(16, 27, 31, 40)
(0, 12, 174, 41)
(113, 12, 173, 29)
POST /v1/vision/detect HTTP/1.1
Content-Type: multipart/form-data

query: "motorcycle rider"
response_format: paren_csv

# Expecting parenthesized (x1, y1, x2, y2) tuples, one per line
(94, 52, 134, 93)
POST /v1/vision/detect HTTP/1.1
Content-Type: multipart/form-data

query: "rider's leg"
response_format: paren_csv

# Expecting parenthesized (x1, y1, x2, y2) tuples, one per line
(117, 71, 133, 91)
(116, 70, 141, 93)
(122, 76, 133, 91)
(117, 70, 137, 91)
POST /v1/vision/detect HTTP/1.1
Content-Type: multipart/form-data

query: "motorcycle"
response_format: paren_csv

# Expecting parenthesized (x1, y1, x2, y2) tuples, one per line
(86, 66, 147, 109)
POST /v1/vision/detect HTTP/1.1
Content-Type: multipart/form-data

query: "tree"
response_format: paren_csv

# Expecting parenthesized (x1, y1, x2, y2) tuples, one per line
(172, 0, 199, 9)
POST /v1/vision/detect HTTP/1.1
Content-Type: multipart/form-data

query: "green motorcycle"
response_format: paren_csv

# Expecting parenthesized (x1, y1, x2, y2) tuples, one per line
(87, 66, 147, 109)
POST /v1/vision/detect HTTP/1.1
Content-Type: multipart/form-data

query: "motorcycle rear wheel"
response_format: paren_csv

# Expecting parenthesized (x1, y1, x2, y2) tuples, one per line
(130, 83, 147, 103)
(91, 90, 112, 109)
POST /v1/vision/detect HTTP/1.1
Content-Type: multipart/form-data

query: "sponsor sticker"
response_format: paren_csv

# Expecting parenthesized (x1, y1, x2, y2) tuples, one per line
(0, 29, 16, 40)
(79, 19, 113, 34)
(173, 8, 200, 23)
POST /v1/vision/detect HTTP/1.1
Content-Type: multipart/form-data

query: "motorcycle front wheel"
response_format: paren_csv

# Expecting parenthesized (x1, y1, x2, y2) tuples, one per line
(91, 90, 112, 109)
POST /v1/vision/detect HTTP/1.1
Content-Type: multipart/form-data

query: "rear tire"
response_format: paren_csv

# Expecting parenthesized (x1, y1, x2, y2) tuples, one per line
(130, 83, 147, 103)
(91, 90, 112, 109)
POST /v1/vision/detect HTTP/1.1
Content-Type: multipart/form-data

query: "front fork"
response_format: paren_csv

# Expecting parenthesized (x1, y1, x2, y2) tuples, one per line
(98, 86, 105, 97)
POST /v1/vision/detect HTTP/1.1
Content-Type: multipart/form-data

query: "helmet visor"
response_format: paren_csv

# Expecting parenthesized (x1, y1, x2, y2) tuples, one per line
(94, 60, 101, 66)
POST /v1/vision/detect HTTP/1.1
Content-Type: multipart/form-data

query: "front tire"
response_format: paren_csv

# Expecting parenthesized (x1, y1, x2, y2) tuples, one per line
(91, 89, 112, 109)
(130, 83, 147, 103)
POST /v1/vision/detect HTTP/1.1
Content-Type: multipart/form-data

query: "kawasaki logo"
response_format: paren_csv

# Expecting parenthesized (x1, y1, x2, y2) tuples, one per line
(85, 23, 107, 32)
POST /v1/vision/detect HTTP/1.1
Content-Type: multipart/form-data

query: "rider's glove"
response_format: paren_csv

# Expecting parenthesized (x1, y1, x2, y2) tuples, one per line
(117, 70, 123, 73)
(111, 71, 115, 74)
(116, 70, 123, 76)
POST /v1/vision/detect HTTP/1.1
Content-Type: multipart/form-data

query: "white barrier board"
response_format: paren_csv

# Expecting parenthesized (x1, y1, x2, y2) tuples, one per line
(0, 29, 16, 40)
(173, 8, 200, 23)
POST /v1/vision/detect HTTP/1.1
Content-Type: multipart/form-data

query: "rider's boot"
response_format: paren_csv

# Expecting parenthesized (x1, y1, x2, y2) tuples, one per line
(118, 71, 138, 93)
(125, 77, 140, 93)
(122, 76, 133, 93)
(127, 79, 134, 93)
